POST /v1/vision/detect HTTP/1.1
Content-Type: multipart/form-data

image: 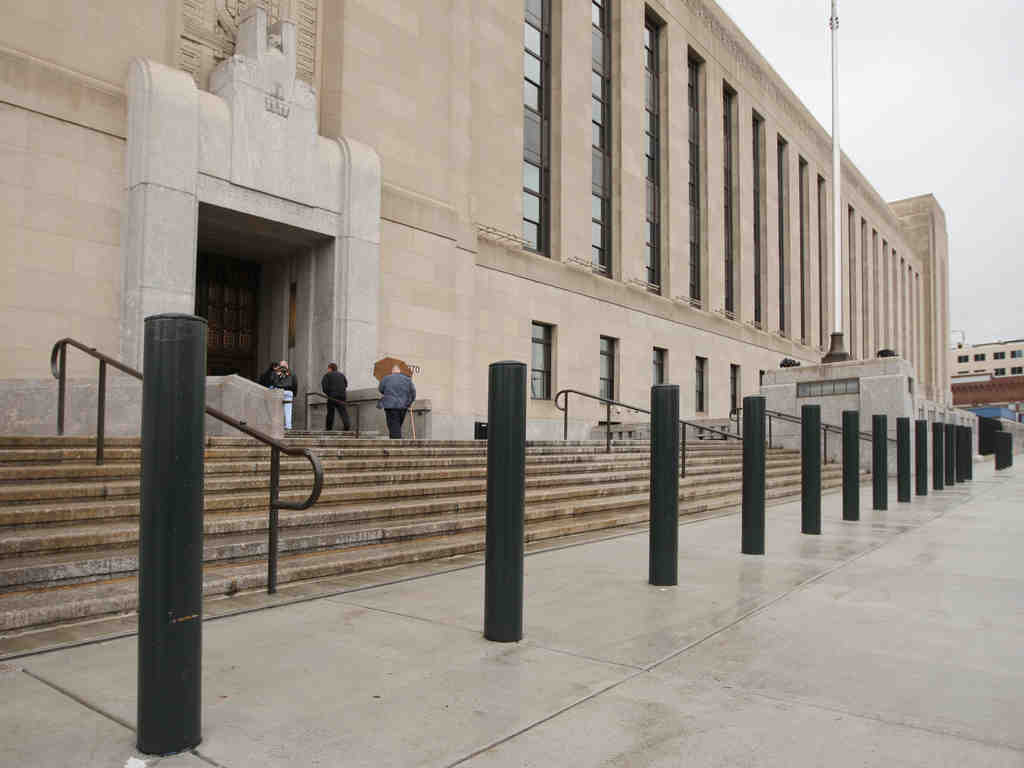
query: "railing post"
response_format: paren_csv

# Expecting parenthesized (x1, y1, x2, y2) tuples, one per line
(606, 401, 611, 453)
(932, 421, 945, 491)
(897, 417, 911, 502)
(842, 410, 860, 521)
(268, 446, 280, 595)
(649, 385, 679, 586)
(304, 396, 310, 433)
(484, 361, 526, 643)
(914, 419, 928, 496)
(801, 404, 821, 535)
(96, 359, 106, 466)
(945, 423, 956, 486)
(872, 415, 888, 511)
(823, 429, 828, 464)
(137, 314, 205, 756)
(768, 415, 773, 449)
(355, 404, 361, 438)
(57, 343, 66, 436)
(563, 395, 568, 441)
(680, 422, 687, 478)
(742, 395, 766, 555)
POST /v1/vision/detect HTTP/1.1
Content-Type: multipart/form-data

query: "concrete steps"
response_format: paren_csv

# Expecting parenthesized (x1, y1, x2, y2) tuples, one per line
(0, 435, 857, 632)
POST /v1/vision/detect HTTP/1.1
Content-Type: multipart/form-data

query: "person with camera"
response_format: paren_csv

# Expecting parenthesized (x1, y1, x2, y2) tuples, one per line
(261, 360, 298, 430)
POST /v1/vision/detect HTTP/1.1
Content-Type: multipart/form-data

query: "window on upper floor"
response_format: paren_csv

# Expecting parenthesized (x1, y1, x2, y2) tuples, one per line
(957, 355, 969, 363)
(523, 0, 550, 254)
(652, 347, 666, 386)
(591, 0, 612, 276)
(994, 368, 1006, 376)
(1012, 367, 1023, 376)
(994, 351, 1006, 360)
(1012, 350, 1023, 359)
(975, 354, 986, 361)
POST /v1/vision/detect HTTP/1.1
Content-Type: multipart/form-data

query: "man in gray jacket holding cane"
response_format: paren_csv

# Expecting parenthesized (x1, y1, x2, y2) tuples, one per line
(378, 365, 416, 439)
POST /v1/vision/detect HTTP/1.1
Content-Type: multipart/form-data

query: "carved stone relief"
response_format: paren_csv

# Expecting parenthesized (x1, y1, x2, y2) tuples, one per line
(179, 0, 318, 89)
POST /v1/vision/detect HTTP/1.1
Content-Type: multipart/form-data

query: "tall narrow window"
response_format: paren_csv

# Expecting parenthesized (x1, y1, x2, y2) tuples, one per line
(599, 336, 616, 400)
(777, 137, 788, 335)
(723, 85, 736, 315)
(523, 0, 549, 253)
(695, 356, 707, 412)
(688, 56, 702, 304)
(591, 0, 612, 275)
(817, 175, 826, 345)
(531, 322, 553, 399)
(872, 229, 879, 354)
(644, 18, 661, 290)
(861, 218, 869, 358)
(652, 347, 666, 385)
(753, 114, 765, 327)
(882, 239, 889, 345)
(798, 157, 808, 342)
(848, 206, 857, 357)
(730, 364, 740, 413)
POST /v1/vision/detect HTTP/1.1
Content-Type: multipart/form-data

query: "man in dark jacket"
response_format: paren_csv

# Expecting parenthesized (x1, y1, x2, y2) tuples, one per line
(321, 363, 351, 431)
(378, 365, 416, 439)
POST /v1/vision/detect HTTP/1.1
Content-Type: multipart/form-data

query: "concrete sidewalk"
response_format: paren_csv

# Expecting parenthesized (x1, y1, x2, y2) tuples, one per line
(3, 464, 1022, 767)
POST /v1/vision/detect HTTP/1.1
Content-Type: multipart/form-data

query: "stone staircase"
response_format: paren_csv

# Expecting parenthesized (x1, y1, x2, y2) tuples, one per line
(0, 435, 855, 633)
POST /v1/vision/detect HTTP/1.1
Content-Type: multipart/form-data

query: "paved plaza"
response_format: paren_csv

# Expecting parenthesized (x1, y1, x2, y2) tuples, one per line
(2, 463, 1022, 767)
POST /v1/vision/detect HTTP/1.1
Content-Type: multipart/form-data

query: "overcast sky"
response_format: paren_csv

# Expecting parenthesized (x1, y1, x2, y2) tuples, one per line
(714, 0, 1023, 347)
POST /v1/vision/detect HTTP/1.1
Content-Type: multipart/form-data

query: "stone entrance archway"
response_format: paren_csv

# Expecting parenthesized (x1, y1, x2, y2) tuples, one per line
(122, 6, 380, 420)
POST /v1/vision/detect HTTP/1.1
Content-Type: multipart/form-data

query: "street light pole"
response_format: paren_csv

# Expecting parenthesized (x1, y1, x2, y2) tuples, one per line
(823, 0, 850, 363)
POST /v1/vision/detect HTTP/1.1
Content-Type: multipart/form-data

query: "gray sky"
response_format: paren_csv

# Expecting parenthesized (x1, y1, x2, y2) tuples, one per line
(714, 0, 1023, 347)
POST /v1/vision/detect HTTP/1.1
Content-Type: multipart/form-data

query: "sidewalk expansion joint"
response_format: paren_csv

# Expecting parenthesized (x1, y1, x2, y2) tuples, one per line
(21, 667, 133, 732)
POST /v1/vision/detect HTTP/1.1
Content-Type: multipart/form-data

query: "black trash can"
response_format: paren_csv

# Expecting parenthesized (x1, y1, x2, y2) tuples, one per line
(474, 421, 489, 440)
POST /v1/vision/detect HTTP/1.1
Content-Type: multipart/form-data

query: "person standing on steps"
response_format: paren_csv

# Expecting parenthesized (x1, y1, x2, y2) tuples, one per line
(378, 364, 416, 439)
(272, 360, 298, 430)
(321, 362, 351, 432)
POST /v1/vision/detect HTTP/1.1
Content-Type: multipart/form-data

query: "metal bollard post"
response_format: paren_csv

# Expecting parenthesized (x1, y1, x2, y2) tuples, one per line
(958, 426, 971, 482)
(137, 314, 206, 756)
(872, 415, 888, 511)
(842, 411, 860, 521)
(962, 428, 970, 481)
(896, 418, 911, 503)
(915, 420, 928, 496)
(932, 422, 944, 491)
(945, 423, 956, 486)
(995, 431, 1013, 471)
(484, 361, 526, 642)
(649, 385, 679, 586)
(801, 404, 821, 535)
(741, 396, 766, 555)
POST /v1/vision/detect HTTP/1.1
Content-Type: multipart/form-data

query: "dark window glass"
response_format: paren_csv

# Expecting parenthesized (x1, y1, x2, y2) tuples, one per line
(653, 347, 665, 385)
(531, 322, 553, 399)
(1012, 367, 1023, 375)
(523, 1, 550, 256)
(861, 218, 868, 357)
(777, 137, 787, 335)
(995, 368, 1006, 377)
(644, 18, 661, 290)
(688, 58, 702, 304)
(591, 1, 612, 275)
(695, 356, 707, 412)
(818, 176, 827, 346)
(957, 355, 968, 363)
(975, 354, 986, 361)
(848, 206, 857, 356)
(798, 158, 808, 342)
(730, 364, 740, 413)
(1012, 350, 1023, 359)
(994, 351, 1006, 360)
(753, 115, 764, 326)
(600, 336, 616, 400)
(723, 87, 735, 315)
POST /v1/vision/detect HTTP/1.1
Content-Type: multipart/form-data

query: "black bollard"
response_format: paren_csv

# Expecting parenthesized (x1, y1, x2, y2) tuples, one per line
(945, 423, 956, 486)
(484, 361, 526, 642)
(742, 395, 766, 555)
(959, 426, 971, 482)
(649, 385, 679, 586)
(995, 431, 1013, 471)
(872, 415, 888, 511)
(915, 419, 928, 496)
(897, 417, 911, 503)
(137, 314, 206, 756)
(932, 421, 944, 491)
(842, 411, 860, 521)
(965, 427, 974, 481)
(955, 426, 965, 482)
(801, 405, 822, 535)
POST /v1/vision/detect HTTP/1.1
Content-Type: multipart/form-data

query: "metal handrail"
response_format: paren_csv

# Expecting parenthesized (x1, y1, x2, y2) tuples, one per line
(731, 406, 898, 458)
(50, 337, 323, 594)
(553, 388, 741, 478)
(304, 392, 430, 437)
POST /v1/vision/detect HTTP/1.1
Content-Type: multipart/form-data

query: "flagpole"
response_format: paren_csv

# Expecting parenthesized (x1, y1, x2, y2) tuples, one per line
(823, 0, 849, 362)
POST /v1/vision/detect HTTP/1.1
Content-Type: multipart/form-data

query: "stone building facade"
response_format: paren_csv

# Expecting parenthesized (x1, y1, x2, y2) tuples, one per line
(951, 340, 1024, 381)
(0, 0, 951, 438)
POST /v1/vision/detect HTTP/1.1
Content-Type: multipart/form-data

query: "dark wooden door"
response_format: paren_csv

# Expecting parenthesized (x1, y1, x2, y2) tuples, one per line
(195, 253, 261, 380)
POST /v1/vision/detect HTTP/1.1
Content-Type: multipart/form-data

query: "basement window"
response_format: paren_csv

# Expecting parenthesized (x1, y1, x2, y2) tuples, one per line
(797, 378, 860, 397)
